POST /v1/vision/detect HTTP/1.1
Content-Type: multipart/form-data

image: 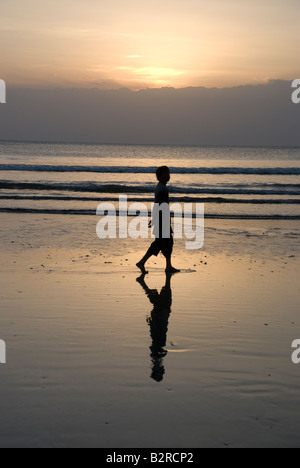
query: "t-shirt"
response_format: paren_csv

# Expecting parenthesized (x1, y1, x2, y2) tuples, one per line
(153, 182, 172, 238)
(155, 182, 169, 205)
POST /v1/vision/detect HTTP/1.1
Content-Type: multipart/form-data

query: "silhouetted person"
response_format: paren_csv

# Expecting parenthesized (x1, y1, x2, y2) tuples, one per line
(136, 166, 180, 274)
(137, 273, 173, 382)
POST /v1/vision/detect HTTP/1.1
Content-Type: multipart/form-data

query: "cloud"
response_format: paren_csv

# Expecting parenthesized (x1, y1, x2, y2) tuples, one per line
(127, 55, 143, 59)
(0, 80, 299, 146)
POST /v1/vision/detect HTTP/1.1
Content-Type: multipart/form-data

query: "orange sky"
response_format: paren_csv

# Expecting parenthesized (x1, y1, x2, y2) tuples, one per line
(1, 0, 300, 89)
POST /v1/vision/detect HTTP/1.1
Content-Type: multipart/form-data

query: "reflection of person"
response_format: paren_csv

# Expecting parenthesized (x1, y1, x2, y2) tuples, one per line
(136, 166, 180, 274)
(136, 273, 173, 382)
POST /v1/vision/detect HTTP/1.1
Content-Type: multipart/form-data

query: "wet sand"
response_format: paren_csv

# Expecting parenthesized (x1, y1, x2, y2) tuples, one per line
(0, 213, 299, 448)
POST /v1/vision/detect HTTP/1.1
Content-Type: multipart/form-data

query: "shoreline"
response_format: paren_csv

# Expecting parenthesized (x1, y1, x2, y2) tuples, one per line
(1, 208, 300, 220)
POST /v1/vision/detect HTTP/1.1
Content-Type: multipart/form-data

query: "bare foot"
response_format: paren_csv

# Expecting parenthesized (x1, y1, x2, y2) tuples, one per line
(136, 262, 148, 274)
(165, 267, 180, 274)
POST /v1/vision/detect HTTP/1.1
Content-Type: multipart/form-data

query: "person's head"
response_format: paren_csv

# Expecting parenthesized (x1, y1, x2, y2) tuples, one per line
(156, 166, 170, 184)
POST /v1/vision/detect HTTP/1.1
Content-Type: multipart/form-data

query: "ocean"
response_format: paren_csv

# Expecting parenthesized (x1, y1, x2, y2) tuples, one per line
(0, 141, 300, 219)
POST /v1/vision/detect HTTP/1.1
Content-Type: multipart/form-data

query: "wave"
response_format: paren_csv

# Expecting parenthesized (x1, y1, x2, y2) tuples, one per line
(1, 207, 299, 220)
(1, 180, 300, 196)
(0, 164, 300, 176)
(1, 194, 300, 204)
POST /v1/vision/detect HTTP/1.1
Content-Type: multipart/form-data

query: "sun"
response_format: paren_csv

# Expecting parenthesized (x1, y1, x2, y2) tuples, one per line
(116, 64, 186, 88)
(134, 67, 185, 83)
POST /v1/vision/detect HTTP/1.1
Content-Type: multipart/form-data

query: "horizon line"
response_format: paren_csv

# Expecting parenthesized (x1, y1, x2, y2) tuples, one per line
(4, 78, 294, 93)
(1, 139, 300, 150)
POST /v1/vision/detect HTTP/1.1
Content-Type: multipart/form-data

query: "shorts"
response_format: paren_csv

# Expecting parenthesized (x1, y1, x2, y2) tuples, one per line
(148, 236, 174, 259)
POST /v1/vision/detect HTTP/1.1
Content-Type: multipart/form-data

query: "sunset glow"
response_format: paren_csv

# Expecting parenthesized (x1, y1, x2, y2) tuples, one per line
(1, 0, 300, 90)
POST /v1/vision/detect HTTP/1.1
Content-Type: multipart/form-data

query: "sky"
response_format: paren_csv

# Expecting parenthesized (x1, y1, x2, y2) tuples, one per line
(1, 0, 300, 90)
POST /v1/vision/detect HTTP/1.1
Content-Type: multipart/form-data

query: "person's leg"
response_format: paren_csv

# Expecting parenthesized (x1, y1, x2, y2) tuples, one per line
(136, 249, 153, 274)
(162, 238, 180, 273)
(136, 240, 160, 273)
(165, 255, 180, 273)
(165, 255, 172, 271)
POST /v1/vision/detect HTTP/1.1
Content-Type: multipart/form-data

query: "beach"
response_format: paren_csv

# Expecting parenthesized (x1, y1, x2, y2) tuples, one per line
(1, 0, 300, 451)
(0, 212, 299, 448)
(1, 0, 300, 450)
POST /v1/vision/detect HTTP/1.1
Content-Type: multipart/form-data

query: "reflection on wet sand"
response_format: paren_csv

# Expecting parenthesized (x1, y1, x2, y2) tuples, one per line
(136, 273, 173, 382)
